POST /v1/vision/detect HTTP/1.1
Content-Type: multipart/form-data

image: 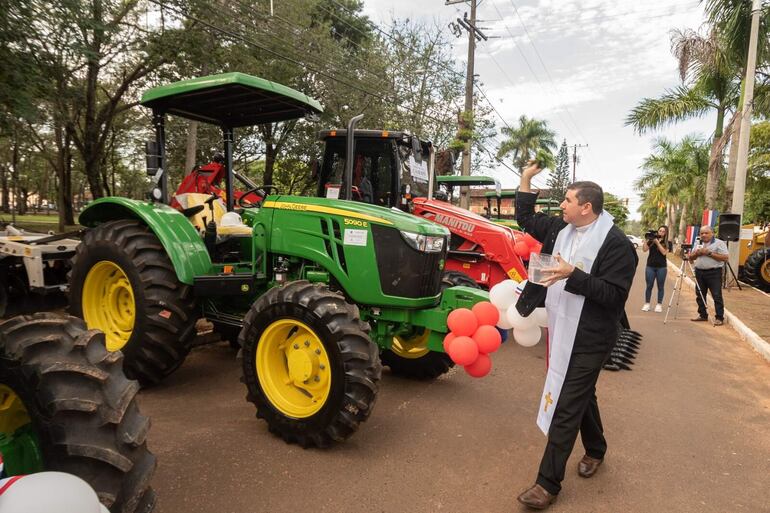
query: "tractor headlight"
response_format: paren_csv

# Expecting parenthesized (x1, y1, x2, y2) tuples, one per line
(400, 230, 445, 253)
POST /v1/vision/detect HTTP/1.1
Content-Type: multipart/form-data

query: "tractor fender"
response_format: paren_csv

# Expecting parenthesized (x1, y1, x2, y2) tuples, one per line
(78, 197, 212, 285)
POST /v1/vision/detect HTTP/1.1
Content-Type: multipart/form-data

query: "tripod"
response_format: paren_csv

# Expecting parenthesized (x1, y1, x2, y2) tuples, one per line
(721, 240, 742, 290)
(664, 255, 711, 325)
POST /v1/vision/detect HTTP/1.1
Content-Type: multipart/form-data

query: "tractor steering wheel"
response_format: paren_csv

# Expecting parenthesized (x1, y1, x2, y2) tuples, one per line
(237, 185, 280, 208)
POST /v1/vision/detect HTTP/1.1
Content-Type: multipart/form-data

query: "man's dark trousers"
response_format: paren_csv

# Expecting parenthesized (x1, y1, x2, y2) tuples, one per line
(694, 268, 724, 320)
(536, 350, 610, 495)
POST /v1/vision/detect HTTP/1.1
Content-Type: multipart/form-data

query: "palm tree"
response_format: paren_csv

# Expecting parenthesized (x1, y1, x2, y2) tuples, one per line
(627, 28, 739, 210)
(635, 136, 709, 244)
(496, 115, 557, 173)
(704, 0, 770, 207)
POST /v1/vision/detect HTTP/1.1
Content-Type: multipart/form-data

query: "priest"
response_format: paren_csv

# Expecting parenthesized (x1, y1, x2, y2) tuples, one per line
(514, 162, 637, 510)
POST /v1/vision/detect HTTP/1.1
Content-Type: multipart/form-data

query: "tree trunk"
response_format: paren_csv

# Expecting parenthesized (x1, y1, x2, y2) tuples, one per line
(264, 143, 276, 186)
(0, 164, 9, 213)
(185, 120, 199, 176)
(678, 199, 689, 247)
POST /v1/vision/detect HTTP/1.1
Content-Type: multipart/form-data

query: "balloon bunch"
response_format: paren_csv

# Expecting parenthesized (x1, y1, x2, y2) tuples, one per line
(513, 231, 543, 259)
(442, 302, 503, 378)
(488, 279, 548, 346)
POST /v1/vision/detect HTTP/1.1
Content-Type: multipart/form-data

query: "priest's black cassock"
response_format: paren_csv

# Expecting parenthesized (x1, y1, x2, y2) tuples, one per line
(515, 191, 638, 495)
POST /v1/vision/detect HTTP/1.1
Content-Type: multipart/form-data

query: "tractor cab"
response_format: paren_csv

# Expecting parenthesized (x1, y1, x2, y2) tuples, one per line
(484, 190, 520, 230)
(434, 175, 500, 210)
(316, 129, 433, 211)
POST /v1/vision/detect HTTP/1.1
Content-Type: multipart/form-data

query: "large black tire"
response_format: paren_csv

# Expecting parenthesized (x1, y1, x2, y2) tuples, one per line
(240, 281, 381, 448)
(69, 219, 197, 386)
(743, 247, 770, 292)
(0, 313, 156, 513)
(380, 270, 480, 380)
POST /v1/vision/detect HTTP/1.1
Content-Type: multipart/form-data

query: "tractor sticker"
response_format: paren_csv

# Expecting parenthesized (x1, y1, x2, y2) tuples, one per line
(423, 213, 475, 235)
(344, 218, 368, 228)
(507, 268, 524, 282)
(343, 229, 368, 247)
(262, 201, 393, 225)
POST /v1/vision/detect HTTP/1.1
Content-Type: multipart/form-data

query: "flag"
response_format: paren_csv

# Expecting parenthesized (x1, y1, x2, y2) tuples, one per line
(685, 225, 700, 245)
(701, 209, 718, 228)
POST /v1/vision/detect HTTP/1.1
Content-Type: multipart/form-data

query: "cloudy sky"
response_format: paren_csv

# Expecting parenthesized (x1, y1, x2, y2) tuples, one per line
(362, 0, 717, 219)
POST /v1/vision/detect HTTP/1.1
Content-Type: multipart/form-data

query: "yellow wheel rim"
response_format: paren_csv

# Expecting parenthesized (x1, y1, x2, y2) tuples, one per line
(0, 384, 31, 437)
(256, 319, 332, 418)
(761, 260, 770, 283)
(391, 329, 431, 359)
(82, 261, 136, 352)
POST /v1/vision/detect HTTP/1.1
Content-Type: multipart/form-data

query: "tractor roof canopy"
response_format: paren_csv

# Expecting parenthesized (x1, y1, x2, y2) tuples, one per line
(141, 72, 323, 127)
(436, 176, 497, 187)
(485, 190, 517, 199)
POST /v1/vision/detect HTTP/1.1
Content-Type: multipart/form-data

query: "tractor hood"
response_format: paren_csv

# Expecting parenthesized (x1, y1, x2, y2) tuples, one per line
(262, 196, 451, 236)
(412, 197, 515, 240)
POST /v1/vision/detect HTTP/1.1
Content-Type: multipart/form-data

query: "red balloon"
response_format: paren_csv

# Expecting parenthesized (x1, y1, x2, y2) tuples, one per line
(464, 353, 492, 378)
(473, 325, 502, 354)
(443, 332, 456, 353)
(514, 240, 529, 257)
(447, 336, 479, 366)
(472, 301, 500, 326)
(447, 308, 478, 337)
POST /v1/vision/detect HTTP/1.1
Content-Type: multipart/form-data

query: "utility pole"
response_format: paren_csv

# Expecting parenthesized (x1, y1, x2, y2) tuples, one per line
(571, 143, 587, 182)
(727, 0, 762, 278)
(447, 0, 487, 208)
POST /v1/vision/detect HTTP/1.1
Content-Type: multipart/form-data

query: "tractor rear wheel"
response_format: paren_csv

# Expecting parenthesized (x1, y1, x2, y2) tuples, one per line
(0, 313, 156, 513)
(380, 270, 480, 380)
(241, 281, 380, 448)
(69, 219, 197, 386)
(743, 247, 770, 292)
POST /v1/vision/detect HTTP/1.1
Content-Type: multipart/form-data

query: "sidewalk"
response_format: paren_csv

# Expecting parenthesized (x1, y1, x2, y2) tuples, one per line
(666, 252, 770, 361)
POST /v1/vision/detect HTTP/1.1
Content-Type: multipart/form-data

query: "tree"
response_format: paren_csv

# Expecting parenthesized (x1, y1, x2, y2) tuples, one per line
(496, 115, 556, 173)
(603, 192, 630, 228)
(548, 140, 570, 199)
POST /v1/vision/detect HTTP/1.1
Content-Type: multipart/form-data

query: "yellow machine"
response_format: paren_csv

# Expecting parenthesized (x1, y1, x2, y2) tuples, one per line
(739, 224, 769, 291)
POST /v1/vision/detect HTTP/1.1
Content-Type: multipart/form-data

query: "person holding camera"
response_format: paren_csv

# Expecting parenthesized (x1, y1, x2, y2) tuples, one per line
(688, 225, 729, 326)
(641, 225, 672, 312)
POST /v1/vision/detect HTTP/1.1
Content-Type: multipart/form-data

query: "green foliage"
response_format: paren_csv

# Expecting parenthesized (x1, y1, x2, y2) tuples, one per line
(603, 192, 629, 228)
(547, 140, 570, 200)
(496, 115, 556, 173)
(745, 120, 770, 224)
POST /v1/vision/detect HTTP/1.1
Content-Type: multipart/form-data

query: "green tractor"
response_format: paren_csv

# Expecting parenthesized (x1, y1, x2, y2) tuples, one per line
(484, 190, 520, 230)
(67, 73, 487, 447)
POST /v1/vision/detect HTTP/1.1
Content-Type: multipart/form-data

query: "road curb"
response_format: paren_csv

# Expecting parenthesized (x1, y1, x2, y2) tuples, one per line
(667, 260, 770, 363)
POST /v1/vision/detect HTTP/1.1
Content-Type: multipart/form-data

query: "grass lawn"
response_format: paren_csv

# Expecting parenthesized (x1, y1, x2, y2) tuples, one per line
(0, 213, 62, 224)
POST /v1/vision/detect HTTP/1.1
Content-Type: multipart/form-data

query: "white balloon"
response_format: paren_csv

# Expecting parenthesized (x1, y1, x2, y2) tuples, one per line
(489, 279, 519, 310)
(0, 472, 103, 513)
(514, 325, 542, 347)
(532, 307, 549, 327)
(506, 303, 536, 330)
(496, 307, 514, 329)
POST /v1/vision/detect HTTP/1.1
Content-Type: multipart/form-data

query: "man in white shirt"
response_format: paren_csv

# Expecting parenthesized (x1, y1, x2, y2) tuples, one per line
(687, 225, 729, 326)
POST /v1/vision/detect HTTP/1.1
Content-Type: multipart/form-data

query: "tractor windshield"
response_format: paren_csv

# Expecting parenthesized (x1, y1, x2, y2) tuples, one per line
(319, 138, 396, 206)
(396, 142, 430, 200)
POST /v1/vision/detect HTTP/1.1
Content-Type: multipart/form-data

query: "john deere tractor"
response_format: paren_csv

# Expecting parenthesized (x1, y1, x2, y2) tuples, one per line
(67, 73, 486, 447)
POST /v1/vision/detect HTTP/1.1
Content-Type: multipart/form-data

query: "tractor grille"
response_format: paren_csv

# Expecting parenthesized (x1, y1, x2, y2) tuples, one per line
(371, 224, 445, 298)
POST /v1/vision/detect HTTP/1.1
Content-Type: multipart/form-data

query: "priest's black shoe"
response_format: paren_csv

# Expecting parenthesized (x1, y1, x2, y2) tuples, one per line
(577, 455, 603, 478)
(517, 484, 556, 510)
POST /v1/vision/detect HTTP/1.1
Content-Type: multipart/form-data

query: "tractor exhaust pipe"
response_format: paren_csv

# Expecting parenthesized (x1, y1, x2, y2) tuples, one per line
(344, 114, 364, 201)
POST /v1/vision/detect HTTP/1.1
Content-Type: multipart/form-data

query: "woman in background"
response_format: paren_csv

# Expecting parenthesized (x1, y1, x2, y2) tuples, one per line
(642, 225, 672, 312)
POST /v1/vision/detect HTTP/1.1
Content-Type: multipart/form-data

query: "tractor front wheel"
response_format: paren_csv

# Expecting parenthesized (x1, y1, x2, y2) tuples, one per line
(743, 247, 770, 292)
(380, 270, 481, 380)
(69, 219, 197, 386)
(0, 313, 156, 513)
(240, 281, 381, 448)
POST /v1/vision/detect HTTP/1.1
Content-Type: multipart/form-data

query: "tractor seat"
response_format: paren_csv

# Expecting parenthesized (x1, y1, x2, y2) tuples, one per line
(173, 192, 253, 236)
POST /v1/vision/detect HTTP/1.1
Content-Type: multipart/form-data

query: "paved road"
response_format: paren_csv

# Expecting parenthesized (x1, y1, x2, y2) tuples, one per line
(141, 250, 770, 513)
